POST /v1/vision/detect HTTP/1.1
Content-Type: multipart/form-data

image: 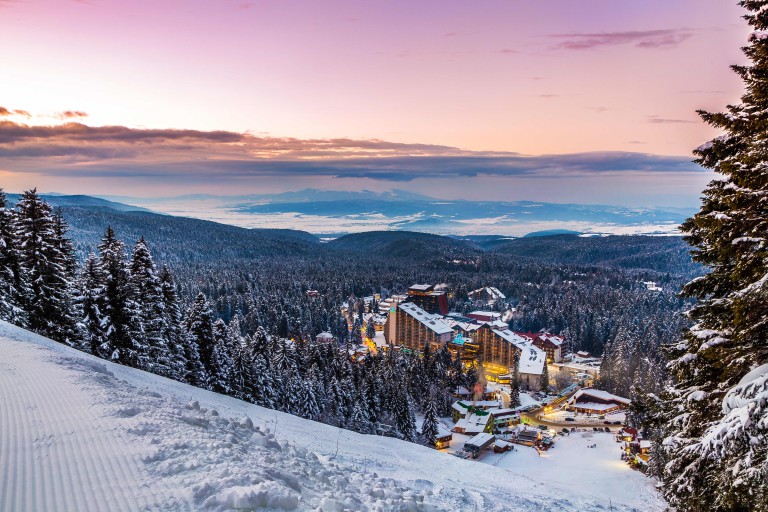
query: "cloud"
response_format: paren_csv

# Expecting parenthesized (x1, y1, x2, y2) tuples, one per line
(499, 48, 518, 54)
(0, 107, 31, 117)
(552, 29, 693, 51)
(0, 121, 246, 144)
(587, 106, 611, 113)
(56, 110, 88, 119)
(0, 117, 703, 185)
(539, 94, 558, 98)
(646, 116, 696, 124)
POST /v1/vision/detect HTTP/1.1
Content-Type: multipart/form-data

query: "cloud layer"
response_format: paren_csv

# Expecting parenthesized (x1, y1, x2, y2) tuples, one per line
(552, 29, 694, 51)
(0, 118, 702, 184)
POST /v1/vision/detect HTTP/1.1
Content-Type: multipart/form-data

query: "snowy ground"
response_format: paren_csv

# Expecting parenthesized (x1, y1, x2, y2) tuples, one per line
(444, 429, 659, 510)
(0, 321, 664, 511)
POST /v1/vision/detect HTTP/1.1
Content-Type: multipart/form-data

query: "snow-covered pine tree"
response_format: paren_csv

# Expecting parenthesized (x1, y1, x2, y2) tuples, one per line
(130, 238, 173, 376)
(50, 209, 78, 339)
(210, 319, 235, 394)
(539, 357, 550, 392)
(509, 352, 521, 408)
(395, 392, 417, 442)
(74, 253, 109, 356)
(230, 337, 254, 402)
(420, 387, 440, 447)
(349, 396, 372, 434)
(251, 352, 277, 409)
(159, 265, 190, 381)
(0, 188, 26, 325)
(662, 3, 768, 509)
(98, 227, 142, 366)
(14, 190, 77, 343)
(185, 292, 216, 389)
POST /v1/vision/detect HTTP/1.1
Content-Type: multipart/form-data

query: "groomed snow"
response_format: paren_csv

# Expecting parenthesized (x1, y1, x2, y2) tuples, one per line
(0, 321, 662, 511)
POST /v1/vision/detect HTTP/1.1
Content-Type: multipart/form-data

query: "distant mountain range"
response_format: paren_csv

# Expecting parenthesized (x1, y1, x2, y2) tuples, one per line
(3, 192, 696, 275)
(96, 189, 694, 237)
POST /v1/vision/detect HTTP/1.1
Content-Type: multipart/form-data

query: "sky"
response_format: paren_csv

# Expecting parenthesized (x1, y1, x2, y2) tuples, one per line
(0, 0, 753, 206)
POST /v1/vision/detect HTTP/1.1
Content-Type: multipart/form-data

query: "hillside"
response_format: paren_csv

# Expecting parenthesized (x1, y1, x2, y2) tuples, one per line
(489, 234, 699, 276)
(0, 322, 662, 511)
(6, 193, 150, 212)
(58, 207, 320, 264)
(327, 231, 479, 259)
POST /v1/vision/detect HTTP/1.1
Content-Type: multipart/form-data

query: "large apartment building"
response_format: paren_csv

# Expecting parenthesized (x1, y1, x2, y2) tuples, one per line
(405, 284, 449, 315)
(384, 300, 547, 387)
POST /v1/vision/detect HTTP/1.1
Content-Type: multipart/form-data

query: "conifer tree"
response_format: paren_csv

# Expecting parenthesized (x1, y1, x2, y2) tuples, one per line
(0, 189, 26, 325)
(185, 292, 216, 388)
(539, 358, 550, 392)
(662, 4, 768, 509)
(74, 253, 109, 356)
(395, 392, 417, 442)
(130, 238, 172, 375)
(14, 189, 76, 343)
(509, 352, 521, 408)
(421, 388, 440, 447)
(210, 319, 234, 394)
(98, 227, 141, 366)
(159, 265, 189, 381)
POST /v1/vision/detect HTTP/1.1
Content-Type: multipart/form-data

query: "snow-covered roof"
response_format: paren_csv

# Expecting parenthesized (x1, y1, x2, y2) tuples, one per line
(486, 408, 517, 418)
(491, 329, 546, 375)
(409, 284, 433, 292)
(518, 345, 546, 376)
(455, 385, 494, 396)
(444, 319, 481, 332)
(453, 413, 492, 434)
(569, 388, 630, 405)
(469, 310, 501, 318)
(317, 331, 334, 339)
(534, 333, 565, 347)
(452, 400, 498, 413)
(568, 402, 619, 412)
(469, 287, 506, 300)
(465, 432, 495, 448)
(398, 302, 453, 335)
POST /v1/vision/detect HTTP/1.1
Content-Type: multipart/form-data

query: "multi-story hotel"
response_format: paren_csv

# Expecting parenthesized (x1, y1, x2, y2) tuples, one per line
(384, 298, 547, 387)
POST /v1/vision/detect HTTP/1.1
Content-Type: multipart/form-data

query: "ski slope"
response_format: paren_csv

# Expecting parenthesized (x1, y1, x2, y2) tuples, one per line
(0, 321, 663, 511)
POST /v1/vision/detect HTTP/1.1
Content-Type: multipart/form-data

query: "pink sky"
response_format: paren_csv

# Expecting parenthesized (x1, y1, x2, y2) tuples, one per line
(0, 0, 753, 204)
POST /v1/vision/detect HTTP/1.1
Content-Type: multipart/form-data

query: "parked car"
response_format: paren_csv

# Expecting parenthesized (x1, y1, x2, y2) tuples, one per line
(603, 421, 611, 424)
(604, 427, 611, 432)
(565, 417, 575, 422)
(612, 421, 622, 425)
(538, 425, 548, 430)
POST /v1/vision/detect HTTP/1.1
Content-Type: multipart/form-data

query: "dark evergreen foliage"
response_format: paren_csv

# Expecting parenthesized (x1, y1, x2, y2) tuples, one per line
(661, 3, 768, 510)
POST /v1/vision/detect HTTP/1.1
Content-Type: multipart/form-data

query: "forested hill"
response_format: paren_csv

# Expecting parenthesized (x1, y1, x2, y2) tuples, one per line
(489, 234, 699, 277)
(327, 230, 480, 259)
(52, 197, 698, 279)
(58, 206, 321, 264)
(6, 193, 151, 212)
